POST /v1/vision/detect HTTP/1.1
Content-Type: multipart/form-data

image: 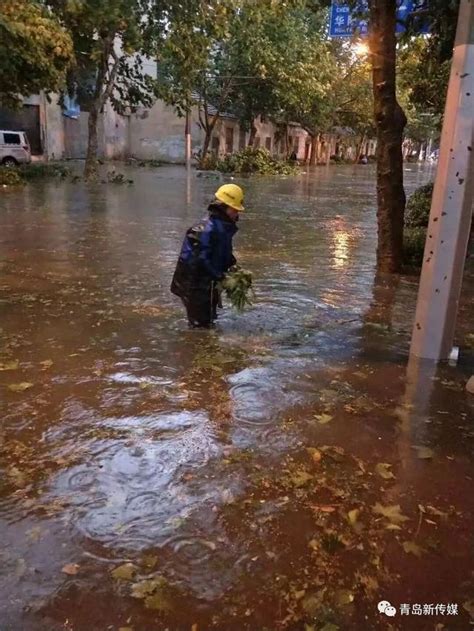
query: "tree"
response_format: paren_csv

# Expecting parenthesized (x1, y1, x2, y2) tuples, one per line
(258, 5, 335, 159)
(0, 0, 73, 109)
(50, 0, 160, 179)
(366, 0, 408, 273)
(155, 1, 233, 163)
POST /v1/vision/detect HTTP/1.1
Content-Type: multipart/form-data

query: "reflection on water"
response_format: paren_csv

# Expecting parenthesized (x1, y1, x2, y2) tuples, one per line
(0, 163, 473, 630)
(332, 229, 350, 269)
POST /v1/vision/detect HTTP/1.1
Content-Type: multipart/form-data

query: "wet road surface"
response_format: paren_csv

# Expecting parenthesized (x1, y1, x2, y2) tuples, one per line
(1, 164, 473, 630)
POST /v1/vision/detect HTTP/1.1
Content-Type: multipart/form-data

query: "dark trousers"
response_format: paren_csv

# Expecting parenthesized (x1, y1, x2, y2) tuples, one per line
(182, 281, 219, 328)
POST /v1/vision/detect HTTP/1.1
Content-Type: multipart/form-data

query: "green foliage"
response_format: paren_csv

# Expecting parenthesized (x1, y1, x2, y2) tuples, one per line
(18, 163, 70, 179)
(156, 1, 232, 116)
(398, 39, 447, 136)
(0, 162, 72, 186)
(213, 147, 298, 175)
(403, 227, 426, 268)
(405, 183, 433, 228)
(126, 158, 163, 168)
(103, 171, 133, 184)
(0, 168, 23, 186)
(0, 0, 73, 108)
(402, 183, 433, 267)
(50, 0, 158, 114)
(220, 267, 254, 311)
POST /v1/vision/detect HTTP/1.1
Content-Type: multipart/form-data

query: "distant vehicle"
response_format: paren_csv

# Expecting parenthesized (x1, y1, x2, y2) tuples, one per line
(0, 130, 32, 166)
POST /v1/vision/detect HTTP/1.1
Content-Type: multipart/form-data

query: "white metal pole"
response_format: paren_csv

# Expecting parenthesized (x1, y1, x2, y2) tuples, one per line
(409, 0, 474, 361)
(185, 108, 191, 169)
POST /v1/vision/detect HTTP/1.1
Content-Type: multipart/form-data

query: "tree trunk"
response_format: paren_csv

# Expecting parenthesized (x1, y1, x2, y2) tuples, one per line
(84, 105, 100, 180)
(248, 123, 257, 147)
(309, 134, 318, 166)
(199, 114, 219, 166)
(201, 128, 213, 164)
(369, 0, 407, 273)
(83, 37, 117, 180)
(355, 133, 367, 163)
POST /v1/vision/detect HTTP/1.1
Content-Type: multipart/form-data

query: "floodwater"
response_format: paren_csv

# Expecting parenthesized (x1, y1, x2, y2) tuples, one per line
(0, 164, 473, 631)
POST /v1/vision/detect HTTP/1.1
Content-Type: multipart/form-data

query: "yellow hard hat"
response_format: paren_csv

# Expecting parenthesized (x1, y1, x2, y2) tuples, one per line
(215, 184, 245, 211)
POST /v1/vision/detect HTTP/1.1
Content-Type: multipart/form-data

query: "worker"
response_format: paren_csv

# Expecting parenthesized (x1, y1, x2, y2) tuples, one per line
(171, 183, 244, 328)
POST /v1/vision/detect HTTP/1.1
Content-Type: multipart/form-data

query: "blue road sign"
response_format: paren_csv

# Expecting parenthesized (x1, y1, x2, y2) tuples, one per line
(329, 1, 368, 38)
(329, 0, 429, 38)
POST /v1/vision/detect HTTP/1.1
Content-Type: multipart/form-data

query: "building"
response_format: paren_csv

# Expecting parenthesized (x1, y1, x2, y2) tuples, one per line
(0, 53, 375, 165)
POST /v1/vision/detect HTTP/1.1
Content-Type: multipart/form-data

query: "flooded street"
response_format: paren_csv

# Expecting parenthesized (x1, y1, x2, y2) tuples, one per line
(1, 164, 473, 631)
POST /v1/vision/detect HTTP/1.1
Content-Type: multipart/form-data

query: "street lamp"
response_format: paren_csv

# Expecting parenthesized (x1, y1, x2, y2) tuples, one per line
(354, 41, 370, 56)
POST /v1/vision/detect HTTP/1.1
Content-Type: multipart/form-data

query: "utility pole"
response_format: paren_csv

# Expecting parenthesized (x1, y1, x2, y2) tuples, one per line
(409, 0, 474, 361)
(185, 94, 191, 169)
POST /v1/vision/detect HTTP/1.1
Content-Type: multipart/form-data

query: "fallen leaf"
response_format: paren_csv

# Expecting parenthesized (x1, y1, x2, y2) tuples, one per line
(0, 360, 19, 371)
(8, 382, 34, 392)
(426, 505, 448, 519)
(385, 523, 402, 531)
(111, 563, 136, 581)
(40, 359, 53, 369)
(347, 508, 364, 533)
(144, 590, 173, 612)
(7, 466, 27, 487)
(356, 573, 379, 594)
(335, 589, 354, 606)
(372, 503, 409, 525)
(402, 541, 424, 557)
(301, 589, 326, 615)
(289, 470, 313, 488)
(375, 463, 395, 480)
(131, 578, 166, 600)
(313, 505, 337, 513)
(61, 563, 80, 575)
(307, 448, 322, 464)
(413, 446, 435, 459)
(315, 413, 333, 425)
(141, 554, 158, 570)
(320, 445, 345, 462)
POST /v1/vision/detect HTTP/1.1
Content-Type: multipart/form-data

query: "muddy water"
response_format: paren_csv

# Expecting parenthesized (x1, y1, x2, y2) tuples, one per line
(1, 164, 473, 631)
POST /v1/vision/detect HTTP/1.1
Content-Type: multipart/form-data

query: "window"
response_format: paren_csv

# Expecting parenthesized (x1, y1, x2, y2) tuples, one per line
(3, 133, 21, 145)
(273, 134, 279, 153)
(225, 127, 234, 154)
(239, 129, 246, 150)
(265, 136, 272, 151)
(254, 136, 261, 148)
(293, 137, 300, 156)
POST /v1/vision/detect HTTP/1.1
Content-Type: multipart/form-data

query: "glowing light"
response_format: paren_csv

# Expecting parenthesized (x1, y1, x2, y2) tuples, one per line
(354, 42, 370, 56)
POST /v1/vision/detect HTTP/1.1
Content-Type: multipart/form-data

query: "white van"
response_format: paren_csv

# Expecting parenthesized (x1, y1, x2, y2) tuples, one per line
(0, 130, 32, 166)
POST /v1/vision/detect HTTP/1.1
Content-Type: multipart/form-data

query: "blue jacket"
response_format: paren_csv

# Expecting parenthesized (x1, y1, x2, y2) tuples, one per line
(171, 203, 238, 298)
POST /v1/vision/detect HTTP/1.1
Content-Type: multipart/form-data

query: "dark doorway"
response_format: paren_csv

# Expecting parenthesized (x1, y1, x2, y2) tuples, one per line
(0, 104, 42, 155)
